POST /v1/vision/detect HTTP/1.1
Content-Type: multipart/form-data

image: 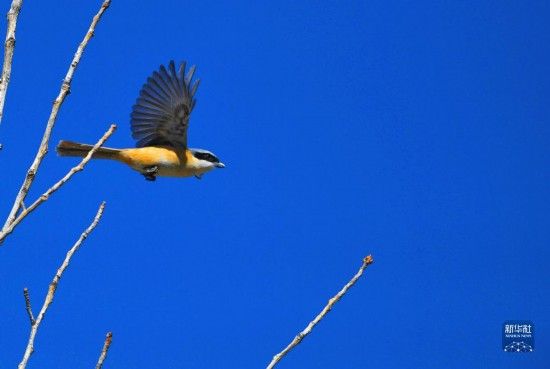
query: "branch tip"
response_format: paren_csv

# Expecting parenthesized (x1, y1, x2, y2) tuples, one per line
(95, 330, 113, 369)
(363, 255, 374, 265)
(266, 254, 375, 369)
(23, 287, 35, 326)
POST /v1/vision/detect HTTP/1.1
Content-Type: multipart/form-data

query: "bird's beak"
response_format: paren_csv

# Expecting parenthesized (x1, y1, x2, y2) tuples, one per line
(215, 162, 225, 168)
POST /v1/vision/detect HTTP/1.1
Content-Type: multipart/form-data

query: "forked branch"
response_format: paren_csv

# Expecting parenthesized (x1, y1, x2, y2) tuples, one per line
(18, 202, 107, 369)
(2, 0, 111, 232)
(0, 124, 116, 244)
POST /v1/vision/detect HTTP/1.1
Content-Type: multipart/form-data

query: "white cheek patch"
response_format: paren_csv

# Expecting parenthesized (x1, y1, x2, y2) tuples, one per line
(196, 160, 214, 169)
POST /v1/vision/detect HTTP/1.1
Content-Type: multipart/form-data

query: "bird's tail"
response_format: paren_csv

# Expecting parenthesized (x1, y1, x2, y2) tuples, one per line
(56, 140, 121, 160)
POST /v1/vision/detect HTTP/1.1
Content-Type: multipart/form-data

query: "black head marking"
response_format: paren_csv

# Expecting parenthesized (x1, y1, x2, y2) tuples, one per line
(193, 151, 219, 163)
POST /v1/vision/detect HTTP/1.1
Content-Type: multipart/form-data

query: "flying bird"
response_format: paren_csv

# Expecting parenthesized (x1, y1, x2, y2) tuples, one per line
(56, 61, 224, 181)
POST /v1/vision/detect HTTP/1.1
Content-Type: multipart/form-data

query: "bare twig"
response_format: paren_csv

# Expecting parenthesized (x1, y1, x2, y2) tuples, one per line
(2, 0, 111, 232)
(18, 202, 106, 369)
(0, 0, 23, 125)
(266, 255, 374, 369)
(0, 124, 116, 244)
(22, 288, 35, 326)
(95, 332, 113, 369)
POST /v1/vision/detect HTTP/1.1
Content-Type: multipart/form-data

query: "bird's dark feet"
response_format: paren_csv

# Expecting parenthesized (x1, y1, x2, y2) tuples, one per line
(143, 166, 158, 181)
(195, 174, 203, 180)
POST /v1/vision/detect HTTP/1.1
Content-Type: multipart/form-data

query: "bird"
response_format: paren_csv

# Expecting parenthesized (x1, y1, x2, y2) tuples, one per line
(56, 60, 224, 181)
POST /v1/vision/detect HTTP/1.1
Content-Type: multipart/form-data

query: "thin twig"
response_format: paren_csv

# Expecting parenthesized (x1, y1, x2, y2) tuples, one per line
(0, 0, 23, 125)
(2, 0, 111, 232)
(22, 288, 35, 326)
(18, 202, 106, 369)
(0, 124, 116, 244)
(95, 332, 113, 369)
(266, 255, 374, 369)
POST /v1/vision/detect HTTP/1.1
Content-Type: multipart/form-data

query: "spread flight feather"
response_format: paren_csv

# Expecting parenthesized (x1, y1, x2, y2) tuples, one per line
(130, 60, 200, 149)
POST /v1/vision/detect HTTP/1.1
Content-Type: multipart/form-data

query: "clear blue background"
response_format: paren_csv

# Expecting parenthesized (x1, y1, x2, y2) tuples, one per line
(0, 1, 548, 368)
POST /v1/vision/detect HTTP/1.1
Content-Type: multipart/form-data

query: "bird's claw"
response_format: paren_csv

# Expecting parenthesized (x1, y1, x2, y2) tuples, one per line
(143, 166, 158, 181)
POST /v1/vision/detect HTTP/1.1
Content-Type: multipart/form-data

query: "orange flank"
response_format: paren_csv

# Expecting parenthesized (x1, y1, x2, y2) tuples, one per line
(119, 146, 185, 168)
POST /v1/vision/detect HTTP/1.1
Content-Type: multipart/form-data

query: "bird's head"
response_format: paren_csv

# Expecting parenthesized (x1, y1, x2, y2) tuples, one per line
(190, 148, 225, 170)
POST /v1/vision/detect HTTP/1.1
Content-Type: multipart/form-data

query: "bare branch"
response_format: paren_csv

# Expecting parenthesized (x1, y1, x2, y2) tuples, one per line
(2, 0, 111, 232)
(18, 202, 106, 369)
(95, 332, 113, 369)
(0, 0, 23, 125)
(0, 124, 116, 244)
(266, 255, 374, 369)
(22, 288, 35, 326)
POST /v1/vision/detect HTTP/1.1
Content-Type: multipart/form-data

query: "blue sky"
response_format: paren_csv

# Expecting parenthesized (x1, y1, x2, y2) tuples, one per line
(0, 0, 548, 368)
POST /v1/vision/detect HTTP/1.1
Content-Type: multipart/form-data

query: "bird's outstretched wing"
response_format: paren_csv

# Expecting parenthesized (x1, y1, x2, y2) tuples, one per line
(131, 61, 200, 149)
